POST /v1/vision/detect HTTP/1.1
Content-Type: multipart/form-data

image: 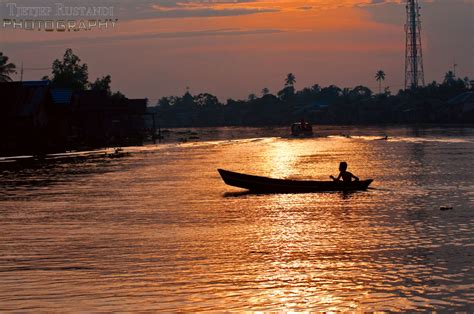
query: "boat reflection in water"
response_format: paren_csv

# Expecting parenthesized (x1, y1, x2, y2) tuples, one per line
(0, 127, 473, 311)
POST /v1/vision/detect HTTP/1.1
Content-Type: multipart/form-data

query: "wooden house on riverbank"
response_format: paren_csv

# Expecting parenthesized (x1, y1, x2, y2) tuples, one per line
(0, 81, 147, 157)
(0, 81, 61, 155)
(73, 91, 147, 147)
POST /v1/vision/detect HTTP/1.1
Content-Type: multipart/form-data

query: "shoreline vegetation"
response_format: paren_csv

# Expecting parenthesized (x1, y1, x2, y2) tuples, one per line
(151, 72, 473, 127)
(1, 49, 473, 157)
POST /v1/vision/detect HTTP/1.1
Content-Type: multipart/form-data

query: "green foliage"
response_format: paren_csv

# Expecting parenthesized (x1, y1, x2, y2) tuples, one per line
(444, 71, 456, 85)
(44, 49, 126, 99)
(111, 91, 127, 101)
(352, 85, 373, 98)
(278, 86, 295, 101)
(285, 73, 296, 87)
(0, 52, 16, 82)
(248, 93, 257, 101)
(375, 70, 386, 82)
(375, 70, 386, 94)
(89, 75, 112, 95)
(49, 49, 89, 90)
(195, 93, 220, 108)
(158, 97, 171, 108)
(153, 71, 472, 127)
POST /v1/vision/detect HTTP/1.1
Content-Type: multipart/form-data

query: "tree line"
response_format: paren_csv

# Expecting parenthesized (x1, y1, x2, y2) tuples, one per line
(1, 50, 472, 126)
(152, 71, 472, 126)
(1, 49, 126, 101)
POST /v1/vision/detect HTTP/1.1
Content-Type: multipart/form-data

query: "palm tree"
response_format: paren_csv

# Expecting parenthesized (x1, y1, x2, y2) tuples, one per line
(261, 87, 269, 96)
(375, 70, 386, 94)
(285, 73, 296, 87)
(0, 52, 16, 82)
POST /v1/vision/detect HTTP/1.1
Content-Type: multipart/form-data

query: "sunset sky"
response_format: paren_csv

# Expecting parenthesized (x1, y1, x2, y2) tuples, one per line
(1, 0, 473, 102)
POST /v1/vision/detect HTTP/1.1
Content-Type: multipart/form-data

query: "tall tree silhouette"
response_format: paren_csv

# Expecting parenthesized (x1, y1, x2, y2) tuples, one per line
(48, 49, 89, 90)
(0, 52, 16, 82)
(89, 75, 112, 95)
(375, 70, 386, 94)
(278, 73, 296, 100)
(285, 73, 296, 87)
(261, 87, 269, 96)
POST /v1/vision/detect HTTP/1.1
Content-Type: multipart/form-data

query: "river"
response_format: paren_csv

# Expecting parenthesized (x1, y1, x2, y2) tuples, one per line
(1, 126, 473, 311)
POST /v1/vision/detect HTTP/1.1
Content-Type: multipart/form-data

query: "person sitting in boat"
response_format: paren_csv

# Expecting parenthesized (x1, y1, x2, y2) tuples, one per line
(330, 162, 359, 182)
(300, 118, 312, 131)
(300, 118, 306, 128)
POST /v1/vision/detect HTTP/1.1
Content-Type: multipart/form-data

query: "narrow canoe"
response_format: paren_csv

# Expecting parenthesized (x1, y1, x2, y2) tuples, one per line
(218, 169, 373, 193)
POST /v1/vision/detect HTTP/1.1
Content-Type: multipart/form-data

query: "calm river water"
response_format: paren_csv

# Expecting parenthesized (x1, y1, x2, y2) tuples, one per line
(1, 126, 473, 311)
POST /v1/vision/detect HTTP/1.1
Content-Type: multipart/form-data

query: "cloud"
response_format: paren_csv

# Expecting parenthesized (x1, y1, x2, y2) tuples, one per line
(3, 27, 284, 47)
(297, 6, 313, 10)
(118, 0, 278, 20)
(0, 0, 278, 20)
(129, 8, 278, 19)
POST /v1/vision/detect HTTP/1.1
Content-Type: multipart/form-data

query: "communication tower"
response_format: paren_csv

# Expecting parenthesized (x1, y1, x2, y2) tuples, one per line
(405, 0, 425, 89)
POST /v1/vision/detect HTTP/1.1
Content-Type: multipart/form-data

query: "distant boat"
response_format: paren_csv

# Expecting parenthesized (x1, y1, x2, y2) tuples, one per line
(107, 148, 129, 158)
(291, 122, 313, 137)
(218, 169, 373, 193)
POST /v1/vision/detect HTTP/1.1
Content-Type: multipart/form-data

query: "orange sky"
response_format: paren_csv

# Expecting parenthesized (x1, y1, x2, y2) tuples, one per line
(1, 0, 473, 101)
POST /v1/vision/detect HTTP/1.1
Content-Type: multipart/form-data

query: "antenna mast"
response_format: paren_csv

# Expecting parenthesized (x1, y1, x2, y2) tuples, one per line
(19, 62, 51, 82)
(453, 58, 458, 77)
(404, 0, 425, 89)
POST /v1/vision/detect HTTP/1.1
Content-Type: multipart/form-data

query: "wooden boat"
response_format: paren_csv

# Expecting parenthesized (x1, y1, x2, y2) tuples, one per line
(291, 122, 313, 137)
(106, 148, 130, 159)
(218, 169, 373, 193)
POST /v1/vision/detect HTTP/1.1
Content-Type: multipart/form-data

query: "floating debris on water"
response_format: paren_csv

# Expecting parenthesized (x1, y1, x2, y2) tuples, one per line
(440, 206, 453, 211)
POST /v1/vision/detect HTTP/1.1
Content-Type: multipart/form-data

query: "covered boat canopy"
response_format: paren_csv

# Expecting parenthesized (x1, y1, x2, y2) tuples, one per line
(291, 122, 313, 136)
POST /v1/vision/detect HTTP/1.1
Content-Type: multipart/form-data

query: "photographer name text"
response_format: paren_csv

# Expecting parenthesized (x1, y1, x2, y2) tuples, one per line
(2, 2, 118, 31)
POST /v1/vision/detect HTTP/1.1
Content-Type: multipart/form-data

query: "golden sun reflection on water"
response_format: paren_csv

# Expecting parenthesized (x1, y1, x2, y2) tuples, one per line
(214, 136, 473, 311)
(245, 189, 373, 310)
(265, 141, 301, 178)
(262, 137, 375, 181)
(0, 130, 473, 311)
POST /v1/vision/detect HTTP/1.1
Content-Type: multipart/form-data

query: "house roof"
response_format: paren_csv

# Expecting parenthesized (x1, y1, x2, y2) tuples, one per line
(51, 88, 73, 105)
(22, 81, 49, 87)
(448, 92, 474, 105)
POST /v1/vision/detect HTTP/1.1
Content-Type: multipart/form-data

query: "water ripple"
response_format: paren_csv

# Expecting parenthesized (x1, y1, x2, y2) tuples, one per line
(0, 127, 473, 311)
